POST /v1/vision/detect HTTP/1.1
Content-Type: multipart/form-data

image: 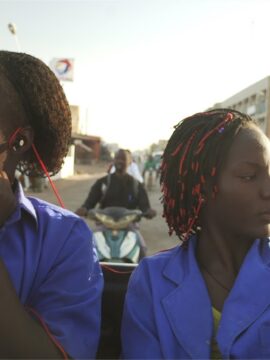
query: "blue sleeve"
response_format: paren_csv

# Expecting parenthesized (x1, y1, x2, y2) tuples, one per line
(29, 219, 103, 359)
(121, 260, 163, 359)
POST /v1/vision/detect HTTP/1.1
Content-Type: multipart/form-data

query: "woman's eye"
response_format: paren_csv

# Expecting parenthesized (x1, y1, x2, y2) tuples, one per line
(239, 175, 256, 181)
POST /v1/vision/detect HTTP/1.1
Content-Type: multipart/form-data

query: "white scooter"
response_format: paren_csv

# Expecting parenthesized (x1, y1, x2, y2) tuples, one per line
(88, 206, 146, 263)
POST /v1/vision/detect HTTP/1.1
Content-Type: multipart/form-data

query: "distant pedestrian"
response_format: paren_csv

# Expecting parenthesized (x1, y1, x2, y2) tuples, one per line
(143, 154, 158, 190)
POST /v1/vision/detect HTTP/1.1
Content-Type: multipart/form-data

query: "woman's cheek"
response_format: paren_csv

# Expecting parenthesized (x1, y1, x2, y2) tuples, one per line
(0, 152, 8, 171)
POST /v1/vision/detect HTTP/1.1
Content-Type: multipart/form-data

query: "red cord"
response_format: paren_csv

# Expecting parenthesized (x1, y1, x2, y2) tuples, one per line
(31, 144, 65, 208)
(8, 127, 65, 208)
(8, 127, 22, 147)
(25, 307, 68, 360)
(101, 263, 136, 275)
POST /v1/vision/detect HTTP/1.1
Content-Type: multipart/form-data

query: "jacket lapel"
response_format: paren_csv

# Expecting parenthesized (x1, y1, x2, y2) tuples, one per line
(161, 238, 213, 359)
(217, 239, 270, 357)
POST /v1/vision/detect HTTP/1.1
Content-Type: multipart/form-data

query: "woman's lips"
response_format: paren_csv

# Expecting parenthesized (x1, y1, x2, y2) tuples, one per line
(259, 212, 270, 222)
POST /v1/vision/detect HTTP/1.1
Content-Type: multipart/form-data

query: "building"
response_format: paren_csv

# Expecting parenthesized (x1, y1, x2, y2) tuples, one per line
(49, 58, 101, 177)
(54, 104, 101, 179)
(70, 105, 101, 164)
(211, 76, 270, 136)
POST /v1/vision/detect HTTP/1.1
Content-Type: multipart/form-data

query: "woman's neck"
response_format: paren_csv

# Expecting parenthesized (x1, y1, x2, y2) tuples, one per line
(195, 229, 255, 311)
(196, 228, 254, 288)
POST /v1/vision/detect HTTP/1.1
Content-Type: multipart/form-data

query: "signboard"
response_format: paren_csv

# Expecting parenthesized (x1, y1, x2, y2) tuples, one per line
(50, 58, 74, 81)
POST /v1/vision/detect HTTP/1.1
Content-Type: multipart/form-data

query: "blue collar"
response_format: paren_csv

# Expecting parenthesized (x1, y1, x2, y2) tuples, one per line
(162, 235, 198, 285)
(161, 235, 270, 358)
(163, 235, 270, 283)
(5, 180, 37, 227)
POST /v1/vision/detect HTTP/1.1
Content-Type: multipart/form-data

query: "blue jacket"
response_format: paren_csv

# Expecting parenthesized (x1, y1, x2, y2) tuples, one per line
(4, 181, 103, 359)
(121, 237, 270, 359)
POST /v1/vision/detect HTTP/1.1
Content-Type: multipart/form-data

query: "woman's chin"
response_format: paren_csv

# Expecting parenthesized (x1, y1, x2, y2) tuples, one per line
(256, 224, 270, 239)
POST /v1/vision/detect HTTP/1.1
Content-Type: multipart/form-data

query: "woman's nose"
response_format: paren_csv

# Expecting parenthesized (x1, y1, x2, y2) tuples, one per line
(260, 174, 270, 198)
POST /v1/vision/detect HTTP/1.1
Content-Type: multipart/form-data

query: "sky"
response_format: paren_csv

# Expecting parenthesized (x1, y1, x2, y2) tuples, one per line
(1, 0, 270, 150)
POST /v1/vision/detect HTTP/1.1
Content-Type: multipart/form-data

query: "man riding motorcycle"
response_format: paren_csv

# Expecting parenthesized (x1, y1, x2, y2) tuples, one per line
(76, 149, 156, 262)
(75, 149, 156, 219)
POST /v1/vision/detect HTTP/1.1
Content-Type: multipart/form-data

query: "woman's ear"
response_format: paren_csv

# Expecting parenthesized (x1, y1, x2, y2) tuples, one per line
(3, 127, 34, 184)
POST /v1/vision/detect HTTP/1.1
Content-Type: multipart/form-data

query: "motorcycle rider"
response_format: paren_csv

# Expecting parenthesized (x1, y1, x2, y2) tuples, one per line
(76, 149, 156, 218)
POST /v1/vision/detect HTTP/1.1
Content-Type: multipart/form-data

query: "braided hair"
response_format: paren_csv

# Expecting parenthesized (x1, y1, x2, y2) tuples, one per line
(0, 51, 71, 177)
(160, 108, 256, 242)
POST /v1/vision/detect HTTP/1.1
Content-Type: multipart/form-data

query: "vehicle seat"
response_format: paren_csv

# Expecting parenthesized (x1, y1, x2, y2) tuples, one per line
(96, 262, 137, 359)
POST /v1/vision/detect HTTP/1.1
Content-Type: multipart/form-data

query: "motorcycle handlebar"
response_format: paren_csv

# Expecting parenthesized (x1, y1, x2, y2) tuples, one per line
(83, 207, 156, 224)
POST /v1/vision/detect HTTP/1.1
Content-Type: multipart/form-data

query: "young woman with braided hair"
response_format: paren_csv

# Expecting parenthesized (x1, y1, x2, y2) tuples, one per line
(0, 51, 103, 359)
(122, 108, 270, 359)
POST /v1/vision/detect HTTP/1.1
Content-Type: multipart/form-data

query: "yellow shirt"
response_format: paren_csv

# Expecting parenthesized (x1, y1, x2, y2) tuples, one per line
(211, 307, 222, 359)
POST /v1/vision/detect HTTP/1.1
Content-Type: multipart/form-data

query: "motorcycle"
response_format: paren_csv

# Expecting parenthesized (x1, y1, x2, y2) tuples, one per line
(88, 206, 146, 263)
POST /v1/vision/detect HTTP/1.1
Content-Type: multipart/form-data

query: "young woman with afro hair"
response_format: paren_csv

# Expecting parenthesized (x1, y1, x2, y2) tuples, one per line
(121, 108, 270, 359)
(0, 51, 103, 359)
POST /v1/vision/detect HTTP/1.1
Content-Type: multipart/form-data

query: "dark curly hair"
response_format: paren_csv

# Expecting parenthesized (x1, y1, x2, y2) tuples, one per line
(160, 108, 257, 242)
(0, 51, 71, 177)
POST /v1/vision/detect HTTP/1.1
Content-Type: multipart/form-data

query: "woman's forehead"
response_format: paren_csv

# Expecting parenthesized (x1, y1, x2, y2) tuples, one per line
(225, 126, 270, 165)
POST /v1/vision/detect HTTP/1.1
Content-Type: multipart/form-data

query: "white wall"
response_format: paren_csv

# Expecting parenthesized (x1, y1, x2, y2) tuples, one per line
(52, 145, 75, 180)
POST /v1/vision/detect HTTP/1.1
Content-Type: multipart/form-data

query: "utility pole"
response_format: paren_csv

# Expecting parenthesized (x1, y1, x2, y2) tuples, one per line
(7, 22, 21, 52)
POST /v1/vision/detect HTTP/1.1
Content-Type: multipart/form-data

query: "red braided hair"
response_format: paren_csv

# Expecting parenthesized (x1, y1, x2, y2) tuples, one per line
(160, 108, 255, 242)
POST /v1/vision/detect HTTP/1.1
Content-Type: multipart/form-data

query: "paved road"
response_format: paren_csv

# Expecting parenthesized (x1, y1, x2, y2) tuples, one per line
(27, 163, 179, 255)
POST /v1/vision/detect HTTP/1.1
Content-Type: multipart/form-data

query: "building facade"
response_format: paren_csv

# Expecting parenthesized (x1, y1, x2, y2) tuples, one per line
(70, 104, 101, 163)
(212, 76, 270, 137)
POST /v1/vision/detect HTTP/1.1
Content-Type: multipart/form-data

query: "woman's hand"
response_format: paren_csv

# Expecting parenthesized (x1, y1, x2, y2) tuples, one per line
(0, 171, 16, 227)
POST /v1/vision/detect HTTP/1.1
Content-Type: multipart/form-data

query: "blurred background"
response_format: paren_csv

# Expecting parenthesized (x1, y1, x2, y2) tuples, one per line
(2, 0, 270, 253)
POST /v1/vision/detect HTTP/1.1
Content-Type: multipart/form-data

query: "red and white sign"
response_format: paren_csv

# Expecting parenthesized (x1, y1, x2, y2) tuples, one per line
(50, 58, 74, 81)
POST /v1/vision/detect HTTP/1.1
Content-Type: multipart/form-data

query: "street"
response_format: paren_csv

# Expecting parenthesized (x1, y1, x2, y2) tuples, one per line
(27, 163, 179, 255)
